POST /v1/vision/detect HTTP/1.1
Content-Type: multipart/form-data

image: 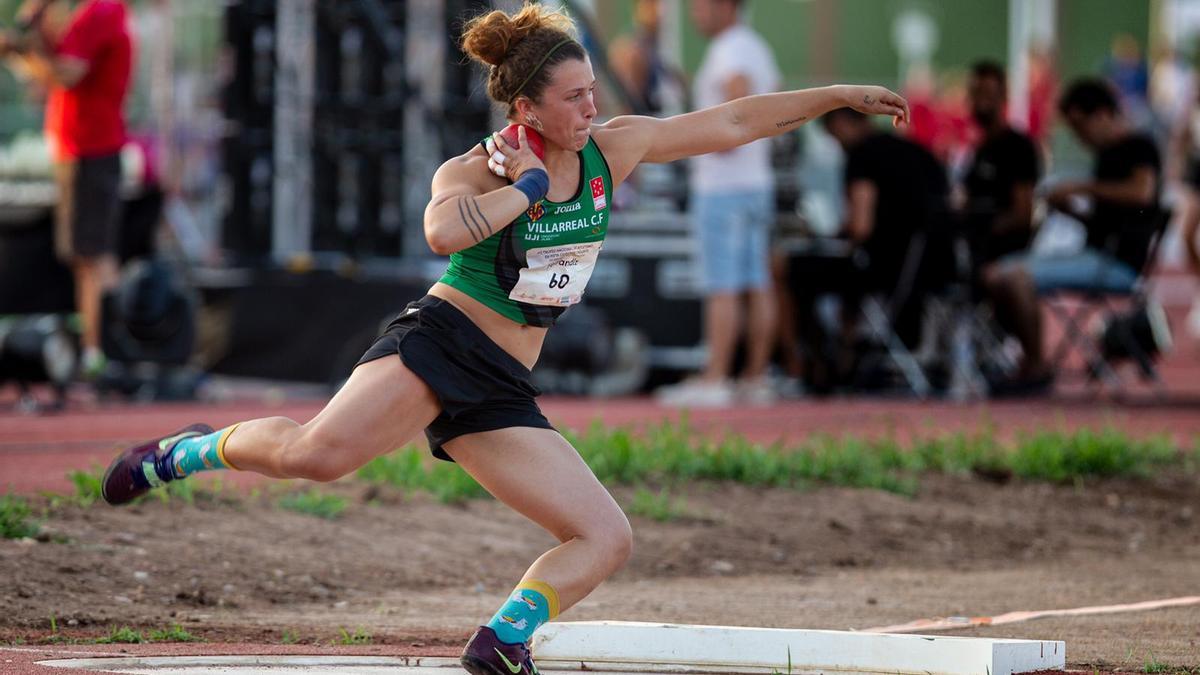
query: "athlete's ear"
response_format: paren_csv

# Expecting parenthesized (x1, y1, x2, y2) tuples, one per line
(514, 96, 536, 125)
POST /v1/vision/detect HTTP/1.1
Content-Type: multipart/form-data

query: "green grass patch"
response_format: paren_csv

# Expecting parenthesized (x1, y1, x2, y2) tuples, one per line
(91, 624, 202, 644)
(356, 420, 1187, 503)
(156, 475, 229, 505)
(0, 494, 39, 539)
(1186, 437, 1200, 474)
(67, 467, 104, 507)
(1007, 429, 1177, 482)
(627, 486, 689, 522)
(158, 477, 199, 505)
(280, 629, 300, 645)
(147, 624, 202, 642)
(334, 627, 372, 645)
(93, 626, 145, 644)
(277, 489, 348, 520)
(61, 466, 231, 509)
(357, 449, 488, 504)
(1143, 649, 1170, 673)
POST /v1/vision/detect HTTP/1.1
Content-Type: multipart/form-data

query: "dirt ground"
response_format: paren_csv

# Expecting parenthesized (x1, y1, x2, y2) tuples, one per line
(2, 469, 1199, 671)
(3, 302, 1200, 672)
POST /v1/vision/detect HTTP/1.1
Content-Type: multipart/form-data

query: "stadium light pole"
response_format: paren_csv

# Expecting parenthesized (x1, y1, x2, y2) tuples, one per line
(1007, 0, 1056, 133)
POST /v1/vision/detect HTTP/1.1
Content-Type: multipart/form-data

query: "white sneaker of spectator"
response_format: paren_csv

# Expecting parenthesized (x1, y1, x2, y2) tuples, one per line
(735, 376, 778, 406)
(655, 378, 735, 408)
(774, 376, 806, 400)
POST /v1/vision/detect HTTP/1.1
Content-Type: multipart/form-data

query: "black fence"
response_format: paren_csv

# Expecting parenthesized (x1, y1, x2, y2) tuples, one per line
(220, 0, 493, 264)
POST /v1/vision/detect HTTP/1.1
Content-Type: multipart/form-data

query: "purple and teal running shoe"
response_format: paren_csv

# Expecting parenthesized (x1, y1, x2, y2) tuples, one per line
(461, 626, 540, 675)
(101, 424, 213, 505)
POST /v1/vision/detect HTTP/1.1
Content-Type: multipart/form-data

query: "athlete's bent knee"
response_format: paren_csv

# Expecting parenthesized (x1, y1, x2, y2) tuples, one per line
(593, 512, 634, 573)
(280, 430, 356, 482)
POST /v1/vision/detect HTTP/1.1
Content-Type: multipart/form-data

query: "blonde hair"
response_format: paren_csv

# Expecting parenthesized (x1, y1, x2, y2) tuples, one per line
(461, 3, 585, 113)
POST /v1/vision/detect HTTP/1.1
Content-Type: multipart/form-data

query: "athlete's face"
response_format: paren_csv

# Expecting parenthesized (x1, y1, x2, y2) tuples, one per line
(525, 57, 597, 153)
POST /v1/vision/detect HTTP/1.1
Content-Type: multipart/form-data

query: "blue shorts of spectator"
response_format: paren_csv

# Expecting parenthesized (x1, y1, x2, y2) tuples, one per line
(1000, 248, 1137, 295)
(693, 190, 773, 293)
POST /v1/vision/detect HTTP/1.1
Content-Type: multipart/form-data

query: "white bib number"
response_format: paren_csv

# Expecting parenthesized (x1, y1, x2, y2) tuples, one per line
(509, 241, 603, 307)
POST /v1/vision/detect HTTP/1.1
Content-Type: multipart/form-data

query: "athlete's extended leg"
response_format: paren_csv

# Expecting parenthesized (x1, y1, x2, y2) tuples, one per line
(102, 356, 440, 504)
(448, 427, 631, 670)
(222, 357, 440, 480)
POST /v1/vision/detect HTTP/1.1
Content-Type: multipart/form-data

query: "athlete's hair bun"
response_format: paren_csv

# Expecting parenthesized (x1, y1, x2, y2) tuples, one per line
(462, 3, 575, 68)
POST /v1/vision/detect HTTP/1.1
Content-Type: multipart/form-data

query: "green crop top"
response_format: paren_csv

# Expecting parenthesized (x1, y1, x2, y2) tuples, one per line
(437, 136, 614, 327)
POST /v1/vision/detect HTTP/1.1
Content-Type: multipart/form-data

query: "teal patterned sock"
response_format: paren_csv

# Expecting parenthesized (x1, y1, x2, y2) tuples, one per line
(166, 426, 237, 478)
(485, 581, 559, 645)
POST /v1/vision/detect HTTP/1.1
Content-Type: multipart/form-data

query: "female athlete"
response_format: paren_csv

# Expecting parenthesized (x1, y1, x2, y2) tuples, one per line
(101, 4, 908, 673)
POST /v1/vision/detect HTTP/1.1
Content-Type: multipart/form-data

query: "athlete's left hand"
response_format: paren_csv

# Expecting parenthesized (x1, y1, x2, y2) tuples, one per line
(843, 85, 910, 128)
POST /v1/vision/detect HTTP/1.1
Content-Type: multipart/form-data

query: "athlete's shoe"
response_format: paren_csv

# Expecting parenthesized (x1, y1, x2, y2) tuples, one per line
(101, 424, 214, 506)
(461, 626, 539, 675)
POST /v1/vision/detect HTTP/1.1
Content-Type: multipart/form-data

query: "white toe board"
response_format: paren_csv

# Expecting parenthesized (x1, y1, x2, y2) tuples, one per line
(533, 621, 1065, 675)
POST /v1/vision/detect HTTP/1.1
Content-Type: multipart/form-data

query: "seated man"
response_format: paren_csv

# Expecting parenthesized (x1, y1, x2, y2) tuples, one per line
(962, 61, 1041, 373)
(788, 108, 949, 391)
(984, 78, 1162, 393)
(963, 61, 1041, 267)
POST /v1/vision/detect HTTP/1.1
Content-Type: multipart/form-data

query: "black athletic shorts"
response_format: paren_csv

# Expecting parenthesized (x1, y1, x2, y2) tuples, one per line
(53, 153, 123, 261)
(356, 295, 554, 461)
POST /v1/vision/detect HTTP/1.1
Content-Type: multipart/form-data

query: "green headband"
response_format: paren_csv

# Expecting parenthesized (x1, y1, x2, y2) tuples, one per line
(509, 38, 575, 104)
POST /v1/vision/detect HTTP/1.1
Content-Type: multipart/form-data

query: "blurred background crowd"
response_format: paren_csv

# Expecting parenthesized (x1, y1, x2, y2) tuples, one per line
(0, 0, 1196, 409)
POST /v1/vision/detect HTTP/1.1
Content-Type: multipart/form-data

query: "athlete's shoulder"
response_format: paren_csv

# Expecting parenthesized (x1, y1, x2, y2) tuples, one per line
(591, 117, 655, 152)
(442, 143, 490, 172)
(433, 145, 502, 193)
(590, 119, 657, 187)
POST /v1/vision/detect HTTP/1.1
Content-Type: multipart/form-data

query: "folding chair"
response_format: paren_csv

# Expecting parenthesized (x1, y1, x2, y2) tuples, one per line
(856, 230, 934, 398)
(1041, 208, 1172, 398)
(912, 233, 1021, 401)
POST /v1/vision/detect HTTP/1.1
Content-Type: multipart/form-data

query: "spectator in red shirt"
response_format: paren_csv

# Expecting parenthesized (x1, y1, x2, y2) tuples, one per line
(2, 0, 134, 377)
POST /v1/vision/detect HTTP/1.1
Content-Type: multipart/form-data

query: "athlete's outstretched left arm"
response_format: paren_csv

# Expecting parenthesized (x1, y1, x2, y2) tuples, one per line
(597, 85, 907, 180)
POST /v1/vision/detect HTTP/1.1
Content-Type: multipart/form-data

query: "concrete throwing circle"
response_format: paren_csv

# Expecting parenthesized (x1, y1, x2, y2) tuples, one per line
(36, 656, 684, 675)
(39, 655, 463, 674)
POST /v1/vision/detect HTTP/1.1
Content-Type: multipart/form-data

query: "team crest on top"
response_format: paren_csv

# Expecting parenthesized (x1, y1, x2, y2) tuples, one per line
(590, 176, 606, 210)
(526, 200, 545, 222)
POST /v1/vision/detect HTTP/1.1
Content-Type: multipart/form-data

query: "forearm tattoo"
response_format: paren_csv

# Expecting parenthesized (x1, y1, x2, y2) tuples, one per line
(457, 195, 493, 243)
(775, 115, 808, 129)
(468, 195, 493, 239)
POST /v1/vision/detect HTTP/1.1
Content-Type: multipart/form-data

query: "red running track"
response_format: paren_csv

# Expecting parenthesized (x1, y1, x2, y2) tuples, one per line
(2, 389, 1199, 495)
(4, 300, 1199, 495)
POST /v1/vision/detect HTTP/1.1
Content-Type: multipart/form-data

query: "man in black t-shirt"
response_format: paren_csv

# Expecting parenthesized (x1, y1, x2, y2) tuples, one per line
(822, 108, 949, 293)
(963, 61, 1041, 265)
(986, 78, 1162, 393)
(786, 108, 948, 389)
(964, 62, 1042, 388)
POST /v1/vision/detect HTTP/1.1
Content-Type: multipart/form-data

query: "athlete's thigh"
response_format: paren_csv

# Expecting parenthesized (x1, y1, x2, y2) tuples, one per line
(442, 427, 626, 542)
(302, 355, 441, 465)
